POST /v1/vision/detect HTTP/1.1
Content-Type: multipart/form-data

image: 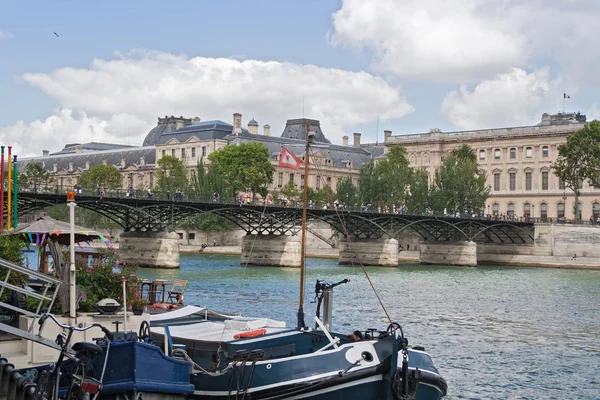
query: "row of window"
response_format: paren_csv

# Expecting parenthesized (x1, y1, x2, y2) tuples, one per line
(492, 202, 600, 219)
(492, 171, 565, 191)
(480, 146, 549, 161)
(161, 146, 207, 159)
(276, 173, 341, 189)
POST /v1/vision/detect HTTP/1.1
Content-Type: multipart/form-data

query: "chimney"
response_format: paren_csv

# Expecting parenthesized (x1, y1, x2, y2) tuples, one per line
(42, 150, 49, 156)
(175, 116, 185, 130)
(353, 132, 361, 147)
(248, 118, 259, 135)
(85, 161, 90, 170)
(68, 162, 74, 172)
(232, 113, 242, 135)
(263, 124, 271, 136)
(384, 130, 392, 143)
(140, 156, 146, 167)
(75, 145, 82, 153)
(342, 136, 349, 146)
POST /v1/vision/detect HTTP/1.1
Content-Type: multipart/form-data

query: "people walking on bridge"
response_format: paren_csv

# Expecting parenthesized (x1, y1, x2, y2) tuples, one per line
(147, 188, 153, 199)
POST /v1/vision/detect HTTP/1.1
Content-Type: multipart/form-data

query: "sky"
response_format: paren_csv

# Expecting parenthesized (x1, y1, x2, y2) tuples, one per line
(0, 0, 599, 157)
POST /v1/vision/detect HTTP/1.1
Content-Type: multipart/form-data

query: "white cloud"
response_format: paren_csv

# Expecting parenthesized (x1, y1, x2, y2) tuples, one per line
(0, 30, 14, 40)
(0, 109, 151, 157)
(18, 51, 413, 150)
(588, 104, 600, 122)
(330, 0, 600, 83)
(440, 68, 561, 129)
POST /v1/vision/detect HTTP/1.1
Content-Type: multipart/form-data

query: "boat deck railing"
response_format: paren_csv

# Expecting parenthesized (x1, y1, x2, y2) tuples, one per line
(0, 257, 62, 335)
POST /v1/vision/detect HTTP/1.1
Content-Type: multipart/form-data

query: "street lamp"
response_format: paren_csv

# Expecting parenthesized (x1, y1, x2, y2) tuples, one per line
(532, 204, 535, 221)
(487, 204, 490, 217)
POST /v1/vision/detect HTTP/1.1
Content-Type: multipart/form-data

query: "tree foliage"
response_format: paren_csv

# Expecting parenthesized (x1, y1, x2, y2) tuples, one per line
(405, 168, 429, 214)
(79, 164, 122, 191)
(21, 162, 51, 192)
(208, 142, 275, 201)
(155, 155, 187, 195)
(189, 158, 233, 200)
(178, 213, 233, 232)
(280, 181, 300, 203)
(335, 176, 357, 207)
(358, 146, 415, 207)
(430, 145, 490, 214)
(553, 121, 600, 220)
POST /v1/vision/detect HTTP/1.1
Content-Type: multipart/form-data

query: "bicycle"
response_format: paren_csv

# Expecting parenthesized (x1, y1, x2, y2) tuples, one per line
(32, 313, 113, 400)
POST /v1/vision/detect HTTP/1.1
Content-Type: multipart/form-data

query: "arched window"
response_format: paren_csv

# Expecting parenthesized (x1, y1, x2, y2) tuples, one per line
(558, 203, 565, 219)
(510, 148, 517, 159)
(540, 203, 548, 220)
(593, 202, 600, 219)
(507, 203, 515, 217)
(494, 149, 501, 160)
(479, 150, 486, 160)
(525, 147, 533, 158)
(524, 203, 531, 217)
(492, 203, 499, 216)
(542, 146, 549, 157)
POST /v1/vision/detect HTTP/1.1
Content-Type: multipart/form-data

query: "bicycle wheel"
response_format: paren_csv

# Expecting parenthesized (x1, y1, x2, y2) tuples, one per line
(32, 368, 54, 400)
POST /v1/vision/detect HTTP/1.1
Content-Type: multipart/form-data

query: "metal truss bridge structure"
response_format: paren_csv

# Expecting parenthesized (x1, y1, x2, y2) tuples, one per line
(9, 192, 535, 244)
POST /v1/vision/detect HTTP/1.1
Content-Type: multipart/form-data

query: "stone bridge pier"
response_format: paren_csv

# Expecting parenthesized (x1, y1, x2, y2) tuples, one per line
(240, 234, 302, 267)
(338, 237, 399, 267)
(419, 241, 477, 267)
(119, 231, 180, 268)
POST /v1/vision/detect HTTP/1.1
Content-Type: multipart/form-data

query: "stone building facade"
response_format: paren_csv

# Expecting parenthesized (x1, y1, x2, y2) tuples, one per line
(386, 112, 593, 221)
(18, 111, 595, 221)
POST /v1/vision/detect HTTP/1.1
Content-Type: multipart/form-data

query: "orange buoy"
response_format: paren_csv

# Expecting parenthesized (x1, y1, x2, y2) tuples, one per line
(233, 329, 267, 340)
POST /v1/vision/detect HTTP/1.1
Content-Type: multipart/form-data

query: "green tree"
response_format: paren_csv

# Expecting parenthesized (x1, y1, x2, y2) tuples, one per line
(405, 168, 430, 214)
(430, 145, 490, 214)
(79, 164, 122, 191)
(21, 162, 51, 192)
(208, 142, 275, 202)
(280, 181, 300, 205)
(315, 185, 335, 204)
(553, 121, 600, 221)
(155, 155, 188, 196)
(359, 160, 378, 206)
(335, 176, 357, 208)
(375, 146, 413, 206)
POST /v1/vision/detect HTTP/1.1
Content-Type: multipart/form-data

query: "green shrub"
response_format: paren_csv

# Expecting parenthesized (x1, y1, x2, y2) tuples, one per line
(76, 249, 139, 312)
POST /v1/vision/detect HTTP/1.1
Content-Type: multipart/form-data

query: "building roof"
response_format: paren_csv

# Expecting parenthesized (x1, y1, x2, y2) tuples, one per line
(230, 133, 371, 169)
(51, 142, 137, 155)
(18, 146, 156, 173)
(280, 118, 331, 144)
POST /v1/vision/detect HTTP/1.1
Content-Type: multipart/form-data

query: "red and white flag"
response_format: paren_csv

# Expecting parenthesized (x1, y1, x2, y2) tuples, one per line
(278, 147, 303, 170)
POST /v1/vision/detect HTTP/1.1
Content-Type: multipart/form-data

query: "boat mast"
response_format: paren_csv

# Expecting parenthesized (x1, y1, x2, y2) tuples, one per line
(297, 123, 311, 329)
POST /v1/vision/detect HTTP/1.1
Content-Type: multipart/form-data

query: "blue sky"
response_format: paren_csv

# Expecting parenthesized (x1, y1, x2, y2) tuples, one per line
(0, 0, 598, 156)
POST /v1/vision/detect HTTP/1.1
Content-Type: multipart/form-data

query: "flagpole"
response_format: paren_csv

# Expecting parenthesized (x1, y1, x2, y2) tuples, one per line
(0, 146, 4, 232)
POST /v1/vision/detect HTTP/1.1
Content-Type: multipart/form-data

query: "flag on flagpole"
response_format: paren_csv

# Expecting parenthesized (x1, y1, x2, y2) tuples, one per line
(278, 147, 303, 170)
(564, 93, 570, 99)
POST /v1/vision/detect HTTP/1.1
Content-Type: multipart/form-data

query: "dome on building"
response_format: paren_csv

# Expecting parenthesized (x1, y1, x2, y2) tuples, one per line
(248, 118, 259, 126)
(143, 115, 194, 146)
(280, 118, 330, 143)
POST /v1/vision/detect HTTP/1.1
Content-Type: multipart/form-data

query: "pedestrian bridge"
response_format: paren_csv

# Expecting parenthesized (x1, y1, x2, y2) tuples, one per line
(7, 191, 535, 268)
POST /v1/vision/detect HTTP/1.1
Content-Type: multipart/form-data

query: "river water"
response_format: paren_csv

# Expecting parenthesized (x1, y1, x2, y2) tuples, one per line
(137, 254, 600, 399)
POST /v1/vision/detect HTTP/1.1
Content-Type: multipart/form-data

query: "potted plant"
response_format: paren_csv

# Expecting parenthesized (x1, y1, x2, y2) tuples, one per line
(130, 296, 146, 315)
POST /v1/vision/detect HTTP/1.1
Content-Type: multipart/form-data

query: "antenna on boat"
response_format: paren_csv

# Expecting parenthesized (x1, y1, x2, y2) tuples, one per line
(297, 123, 313, 329)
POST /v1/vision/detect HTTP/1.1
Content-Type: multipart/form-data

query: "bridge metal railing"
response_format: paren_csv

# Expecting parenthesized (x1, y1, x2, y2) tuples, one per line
(16, 186, 536, 223)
